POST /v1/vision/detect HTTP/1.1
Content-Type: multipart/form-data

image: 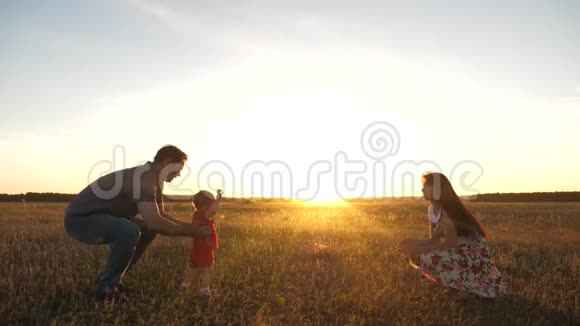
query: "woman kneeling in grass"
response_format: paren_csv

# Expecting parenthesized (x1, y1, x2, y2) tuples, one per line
(399, 172, 508, 298)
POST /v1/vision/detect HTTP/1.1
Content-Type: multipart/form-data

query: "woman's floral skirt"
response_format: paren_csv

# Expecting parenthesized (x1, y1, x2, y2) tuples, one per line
(410, 238, 508, 298)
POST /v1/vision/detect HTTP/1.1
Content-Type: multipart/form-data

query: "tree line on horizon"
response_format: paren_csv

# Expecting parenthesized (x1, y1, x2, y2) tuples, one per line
(0, 191, 579, 203)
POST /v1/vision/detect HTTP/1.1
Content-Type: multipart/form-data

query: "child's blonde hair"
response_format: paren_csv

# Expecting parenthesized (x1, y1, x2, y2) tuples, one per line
(192, 190, 215, 209)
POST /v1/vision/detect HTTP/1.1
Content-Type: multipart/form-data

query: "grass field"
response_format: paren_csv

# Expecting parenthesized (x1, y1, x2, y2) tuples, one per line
(0, 201, 578, 325)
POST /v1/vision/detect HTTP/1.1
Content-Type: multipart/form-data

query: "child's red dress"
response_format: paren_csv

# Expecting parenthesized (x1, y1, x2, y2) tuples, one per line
(189, 209, 219, 268)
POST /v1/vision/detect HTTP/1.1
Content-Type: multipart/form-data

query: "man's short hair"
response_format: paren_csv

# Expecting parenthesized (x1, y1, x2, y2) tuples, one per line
(154, 145, 188, 164)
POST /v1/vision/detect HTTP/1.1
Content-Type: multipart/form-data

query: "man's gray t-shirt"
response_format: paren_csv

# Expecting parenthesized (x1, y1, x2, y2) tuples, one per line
(66, 162, 164, 218)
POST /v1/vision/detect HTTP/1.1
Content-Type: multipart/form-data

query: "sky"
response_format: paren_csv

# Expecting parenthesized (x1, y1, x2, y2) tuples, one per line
(1, 0, 579, 199)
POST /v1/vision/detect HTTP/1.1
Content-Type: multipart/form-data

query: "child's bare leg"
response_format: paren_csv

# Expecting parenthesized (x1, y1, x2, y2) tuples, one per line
(181, 267, 195, 288)
(181, 260, 198, 288)
(198, 267, 212, 296)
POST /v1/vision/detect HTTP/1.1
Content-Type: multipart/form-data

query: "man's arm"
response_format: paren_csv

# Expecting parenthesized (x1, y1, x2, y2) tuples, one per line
(160, 211, 189, 225)
(137, 202, 210, 237)
(155, 199, 188, 225)
(155, 188, 191, 225)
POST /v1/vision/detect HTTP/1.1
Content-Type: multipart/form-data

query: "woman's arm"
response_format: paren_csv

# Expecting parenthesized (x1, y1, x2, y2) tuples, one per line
(416, 217, 458, 253)
(398, 216, 439, 255)
(414, 218, 444, 246)
(429, 221, 445, 241)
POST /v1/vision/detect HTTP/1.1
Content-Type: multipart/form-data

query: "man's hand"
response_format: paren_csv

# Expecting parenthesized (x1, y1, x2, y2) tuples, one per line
(189, 223, 211, 238)
(138, 202, 211, 237)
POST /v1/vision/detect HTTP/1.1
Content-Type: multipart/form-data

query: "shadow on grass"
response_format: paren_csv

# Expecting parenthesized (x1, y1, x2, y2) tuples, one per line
(451, 293, 576, 326)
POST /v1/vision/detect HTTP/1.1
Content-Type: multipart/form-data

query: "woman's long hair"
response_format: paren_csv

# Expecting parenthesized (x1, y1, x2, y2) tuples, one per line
(422, 172, 486, 238)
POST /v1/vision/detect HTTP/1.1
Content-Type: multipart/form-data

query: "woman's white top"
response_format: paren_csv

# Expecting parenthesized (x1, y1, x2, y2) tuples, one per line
(428, 204, 445, 224)
(428, 204, 479, 245)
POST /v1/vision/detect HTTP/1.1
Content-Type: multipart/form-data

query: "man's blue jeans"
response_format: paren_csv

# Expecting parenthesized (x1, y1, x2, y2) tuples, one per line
(64, 211, 158, 293)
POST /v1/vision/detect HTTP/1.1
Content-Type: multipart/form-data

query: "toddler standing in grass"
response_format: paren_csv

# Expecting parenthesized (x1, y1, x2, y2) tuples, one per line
(180, 189, 222, 297)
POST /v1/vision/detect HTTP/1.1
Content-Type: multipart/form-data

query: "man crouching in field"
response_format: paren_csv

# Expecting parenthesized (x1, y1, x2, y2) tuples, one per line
(64, 145, 211, 300)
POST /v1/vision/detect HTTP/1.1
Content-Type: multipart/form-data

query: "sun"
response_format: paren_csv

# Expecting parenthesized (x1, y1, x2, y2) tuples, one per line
(299, 198, 350, 207)
(294, 192, 350, 207)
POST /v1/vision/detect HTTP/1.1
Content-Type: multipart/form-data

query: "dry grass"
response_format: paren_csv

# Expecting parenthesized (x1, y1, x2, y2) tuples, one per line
(0, 202, 578, 325)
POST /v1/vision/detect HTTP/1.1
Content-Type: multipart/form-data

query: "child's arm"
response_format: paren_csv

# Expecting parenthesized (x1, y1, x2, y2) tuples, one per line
(204, 189, 223, 219)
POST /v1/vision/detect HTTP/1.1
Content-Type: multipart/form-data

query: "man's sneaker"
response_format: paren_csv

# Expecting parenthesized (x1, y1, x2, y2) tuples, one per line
(117, 282, 129, 294)
(96, 286, 122, 302)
